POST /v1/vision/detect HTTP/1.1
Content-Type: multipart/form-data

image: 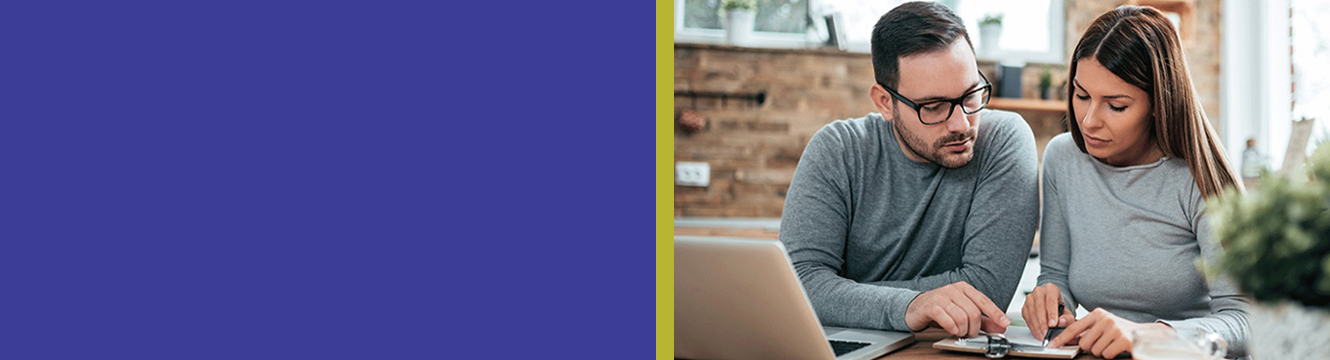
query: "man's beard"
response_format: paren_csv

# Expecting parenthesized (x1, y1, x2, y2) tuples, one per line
(891, 107, 977, 169)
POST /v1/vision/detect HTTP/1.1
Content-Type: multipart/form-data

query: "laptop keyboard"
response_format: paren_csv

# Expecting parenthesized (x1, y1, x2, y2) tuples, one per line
(829, 340, 871, 356)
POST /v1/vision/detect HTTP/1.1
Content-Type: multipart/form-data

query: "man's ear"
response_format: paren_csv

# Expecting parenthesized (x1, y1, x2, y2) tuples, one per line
(869, 84, 894, 117)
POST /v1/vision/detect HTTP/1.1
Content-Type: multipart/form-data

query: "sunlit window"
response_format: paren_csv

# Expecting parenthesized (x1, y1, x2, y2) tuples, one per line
(953, 0, 1055, 55)
(812, 0, 903, 49)
(1292, 0, 1330, 150)
(675, 0, 1064, 64)
(681, 0, 810, 33)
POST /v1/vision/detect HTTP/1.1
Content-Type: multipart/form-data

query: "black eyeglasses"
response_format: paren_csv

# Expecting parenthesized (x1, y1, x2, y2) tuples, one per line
(882, 71, 992, 125)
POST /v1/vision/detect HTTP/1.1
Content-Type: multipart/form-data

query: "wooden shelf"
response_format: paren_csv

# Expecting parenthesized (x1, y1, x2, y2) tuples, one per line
(988, 98, 1066, 114)
(1127, 0, 1195, 40)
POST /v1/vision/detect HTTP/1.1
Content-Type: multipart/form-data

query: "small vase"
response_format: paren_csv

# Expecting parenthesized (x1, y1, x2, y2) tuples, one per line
(1249, 301, 1330, 359)
(722, 9, 755, 46)
(979, 24, 1002, 58)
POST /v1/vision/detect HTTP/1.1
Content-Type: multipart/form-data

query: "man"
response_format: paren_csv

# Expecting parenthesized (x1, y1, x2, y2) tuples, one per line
(779, 1, 1038, 338)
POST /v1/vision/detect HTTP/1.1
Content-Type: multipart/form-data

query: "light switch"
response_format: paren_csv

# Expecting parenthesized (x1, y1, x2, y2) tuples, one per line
(675, 162, 710, 187)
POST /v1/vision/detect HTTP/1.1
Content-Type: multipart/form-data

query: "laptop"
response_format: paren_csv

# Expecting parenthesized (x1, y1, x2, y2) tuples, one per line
(675, 236, 915, 360)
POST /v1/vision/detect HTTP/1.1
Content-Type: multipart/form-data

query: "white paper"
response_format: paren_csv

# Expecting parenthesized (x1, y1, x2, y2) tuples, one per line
(951, 325, 1080, 357)
(959, 326, 1051, 347)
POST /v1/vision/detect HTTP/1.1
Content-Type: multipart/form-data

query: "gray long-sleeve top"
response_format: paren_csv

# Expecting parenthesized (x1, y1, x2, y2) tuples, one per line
(779, 111, 1039, 332)
(1037, 133, 1250, 356)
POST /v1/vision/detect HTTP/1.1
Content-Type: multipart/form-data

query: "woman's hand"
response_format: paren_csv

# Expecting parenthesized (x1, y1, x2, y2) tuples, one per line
(1049, 308, 1173, 358)
(1022, 283, 1076, 342)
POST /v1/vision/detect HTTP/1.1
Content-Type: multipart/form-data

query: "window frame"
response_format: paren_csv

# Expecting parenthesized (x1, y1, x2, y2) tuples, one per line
(672, 0, 814, 49)
(969, 0, 1066, 64)
(672, 0, 1067, 65)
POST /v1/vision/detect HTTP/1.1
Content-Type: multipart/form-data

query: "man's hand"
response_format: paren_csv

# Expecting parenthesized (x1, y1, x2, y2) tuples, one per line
(904, 281, 1011, 338)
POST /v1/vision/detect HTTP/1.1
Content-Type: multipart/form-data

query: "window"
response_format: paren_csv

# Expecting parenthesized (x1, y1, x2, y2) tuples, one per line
(1292, 0, 1330, 152)
(674, 0, 815, 48)
(682, 0, 810, 33)
(812, 0, 904, 52)
(674, 0, 1066, 64)
(951, 0, 1065, 63)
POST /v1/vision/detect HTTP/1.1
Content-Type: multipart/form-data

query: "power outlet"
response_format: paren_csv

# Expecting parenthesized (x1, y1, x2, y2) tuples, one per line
(676, 162, 710, 187)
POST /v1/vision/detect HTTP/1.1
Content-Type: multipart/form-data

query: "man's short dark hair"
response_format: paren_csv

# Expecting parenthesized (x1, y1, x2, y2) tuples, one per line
(871, 1, 973, 89)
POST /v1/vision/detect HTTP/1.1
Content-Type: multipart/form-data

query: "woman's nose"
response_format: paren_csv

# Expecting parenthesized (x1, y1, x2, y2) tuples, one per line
(1079, 103, 1103, 130)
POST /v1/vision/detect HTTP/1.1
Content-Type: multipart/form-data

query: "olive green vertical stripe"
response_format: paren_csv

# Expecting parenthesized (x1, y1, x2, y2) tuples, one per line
(656, 0, 675, 359)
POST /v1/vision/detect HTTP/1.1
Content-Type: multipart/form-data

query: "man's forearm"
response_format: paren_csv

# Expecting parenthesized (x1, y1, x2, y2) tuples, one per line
(796, 263, 922, 331)
(866, 264, 1021, 310)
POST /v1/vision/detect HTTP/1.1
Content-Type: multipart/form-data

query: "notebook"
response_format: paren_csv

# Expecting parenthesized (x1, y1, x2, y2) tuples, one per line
(932, 326, 1080, 359)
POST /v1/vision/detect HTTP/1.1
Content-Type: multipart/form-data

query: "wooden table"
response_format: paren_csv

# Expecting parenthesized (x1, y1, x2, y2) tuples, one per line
(877, 329, 1096, 359)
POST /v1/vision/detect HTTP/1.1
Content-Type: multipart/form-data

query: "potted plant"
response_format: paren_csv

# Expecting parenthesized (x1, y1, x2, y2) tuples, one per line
(1205, 144, 1330, 359)
(1038, 66, 1054, 100)
(978, 13, 1003, 58)
(720, 0, 757, 46)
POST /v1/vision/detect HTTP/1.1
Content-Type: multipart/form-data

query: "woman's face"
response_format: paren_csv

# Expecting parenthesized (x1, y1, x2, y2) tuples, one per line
(1071, 57, 1159, 166)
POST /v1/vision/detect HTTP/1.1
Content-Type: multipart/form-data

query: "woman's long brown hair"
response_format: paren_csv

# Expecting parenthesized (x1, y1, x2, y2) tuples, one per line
(1067, 6, 1243, 198)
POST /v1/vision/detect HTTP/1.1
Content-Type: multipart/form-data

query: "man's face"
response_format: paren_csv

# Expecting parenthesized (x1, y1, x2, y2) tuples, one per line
(873, 39, 982, 169)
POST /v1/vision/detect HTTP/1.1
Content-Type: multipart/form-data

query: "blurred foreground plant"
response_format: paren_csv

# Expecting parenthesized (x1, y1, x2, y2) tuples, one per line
(1206, 145, 1330, 307)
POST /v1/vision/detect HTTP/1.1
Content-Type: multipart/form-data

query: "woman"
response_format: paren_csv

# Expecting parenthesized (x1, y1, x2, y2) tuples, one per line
(1022, 6, 1249, 358)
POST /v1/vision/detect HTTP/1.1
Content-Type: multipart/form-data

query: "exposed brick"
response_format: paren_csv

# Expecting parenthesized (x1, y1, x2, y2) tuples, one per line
(745, 122, 789, 132)
(680, 207, 728, 217)
(734, 169, 795, 184)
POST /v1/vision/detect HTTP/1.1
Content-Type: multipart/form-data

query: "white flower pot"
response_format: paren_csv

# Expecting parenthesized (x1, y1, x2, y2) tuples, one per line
(979, 24, 1002, 58)
(1249, 301, 1330, 359)
(722, 9, 755, 46)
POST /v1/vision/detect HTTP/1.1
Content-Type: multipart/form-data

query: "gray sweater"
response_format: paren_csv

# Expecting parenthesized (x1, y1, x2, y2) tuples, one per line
(1037, 133, 1249, 356)
(779, 110, 1039, 332)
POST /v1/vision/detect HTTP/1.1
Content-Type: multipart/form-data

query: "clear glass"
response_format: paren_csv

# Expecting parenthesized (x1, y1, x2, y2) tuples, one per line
(954, 0, 1053, 52)
(682, 0, 808, 33)
(1291, 0, 1330, 155)
(1131, 327, 1226, 360)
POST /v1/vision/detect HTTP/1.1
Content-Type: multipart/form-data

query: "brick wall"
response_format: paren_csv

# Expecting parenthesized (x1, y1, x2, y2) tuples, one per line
(673, 44, 876, 217)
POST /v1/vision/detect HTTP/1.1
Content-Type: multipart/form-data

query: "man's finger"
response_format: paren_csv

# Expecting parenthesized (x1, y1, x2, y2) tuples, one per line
(950, 296, 984, 338)
(980, 313, 1008, 334)
(930, 306, 958, 336)
(943, 303, 970, 338)
(960, 284, 1009, 326)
